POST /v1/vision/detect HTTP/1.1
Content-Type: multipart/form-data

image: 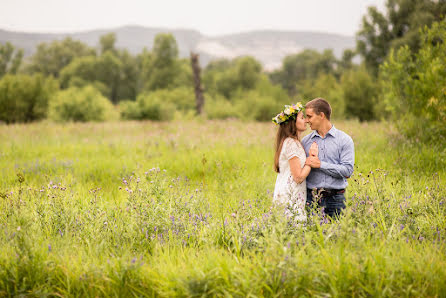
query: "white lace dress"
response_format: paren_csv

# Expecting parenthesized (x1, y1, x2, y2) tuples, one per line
(273, 137, 307, 222)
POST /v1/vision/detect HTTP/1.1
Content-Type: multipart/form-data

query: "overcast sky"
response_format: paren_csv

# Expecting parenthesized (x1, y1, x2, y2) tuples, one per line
(0, 0, 386, 36)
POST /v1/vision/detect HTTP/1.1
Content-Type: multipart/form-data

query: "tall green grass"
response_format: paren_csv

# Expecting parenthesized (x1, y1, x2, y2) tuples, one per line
(0, 120, 444, 296)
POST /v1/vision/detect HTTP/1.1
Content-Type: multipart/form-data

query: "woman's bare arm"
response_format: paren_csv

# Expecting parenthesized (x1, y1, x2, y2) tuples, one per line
(289, 157, 311, 184)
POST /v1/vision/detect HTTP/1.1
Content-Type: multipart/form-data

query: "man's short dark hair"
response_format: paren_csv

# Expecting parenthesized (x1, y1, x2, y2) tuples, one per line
(305, 97, 332, 120)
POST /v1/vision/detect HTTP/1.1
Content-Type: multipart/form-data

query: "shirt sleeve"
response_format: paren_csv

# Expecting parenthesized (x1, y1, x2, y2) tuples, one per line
(319, 136, 354, 179)
(284, 138, 300, 160)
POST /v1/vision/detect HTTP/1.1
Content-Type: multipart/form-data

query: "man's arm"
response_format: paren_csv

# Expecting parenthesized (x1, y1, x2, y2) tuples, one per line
(321, 137, 354, 178)
(306, 137, 354, 179)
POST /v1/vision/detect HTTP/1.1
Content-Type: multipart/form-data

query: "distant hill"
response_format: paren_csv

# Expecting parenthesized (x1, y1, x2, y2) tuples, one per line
(0, 26, 355, 71)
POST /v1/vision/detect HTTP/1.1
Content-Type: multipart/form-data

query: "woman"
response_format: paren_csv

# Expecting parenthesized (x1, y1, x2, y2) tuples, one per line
(272, 102, 318, 222)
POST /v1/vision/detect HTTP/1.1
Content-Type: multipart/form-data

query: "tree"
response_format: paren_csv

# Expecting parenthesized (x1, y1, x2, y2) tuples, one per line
(190, 52, 205, 114)
(27, 37, 96, 77)
(339, 49, 356, 71)
(100, 33, 117, 55)
(145, 33, 180, 91)
(59, 52, 123, 103)
(0, 42, 23, 78)
(341, 67, 378, 122)
(270, 49, 338, 96)
(235, 56, 262, 90)
(357, 0, 446, 75)
(300, 74, 345, 119)
(380, 19, 446, 144)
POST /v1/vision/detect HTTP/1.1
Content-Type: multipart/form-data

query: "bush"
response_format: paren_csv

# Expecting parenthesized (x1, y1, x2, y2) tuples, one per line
(204, 95, 238, 120)
(121, 88, 194, 121)
(0, 74, 58, 123)
(49, 86, 117, 122)
(119, 100, 140, 120)
(233, 91, 283, 121)
(138, 94, 175, 121)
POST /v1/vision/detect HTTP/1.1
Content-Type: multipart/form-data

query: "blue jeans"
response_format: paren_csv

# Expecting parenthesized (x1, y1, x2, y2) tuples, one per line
(306, 189, 346, 219)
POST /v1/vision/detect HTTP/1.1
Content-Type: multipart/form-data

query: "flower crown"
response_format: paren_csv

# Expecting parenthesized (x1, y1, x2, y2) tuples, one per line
(272, 102, 304, 125)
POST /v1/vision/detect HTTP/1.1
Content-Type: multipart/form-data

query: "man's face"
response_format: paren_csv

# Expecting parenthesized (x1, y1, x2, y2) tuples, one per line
(305, 108, 323, 131)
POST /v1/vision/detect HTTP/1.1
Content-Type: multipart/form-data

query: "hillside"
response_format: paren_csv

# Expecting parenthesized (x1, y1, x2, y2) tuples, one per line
(0, 26, 355, 70)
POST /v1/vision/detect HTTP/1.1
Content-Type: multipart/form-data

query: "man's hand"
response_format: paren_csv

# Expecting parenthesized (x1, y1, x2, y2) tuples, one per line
(305, 156, 321, 168)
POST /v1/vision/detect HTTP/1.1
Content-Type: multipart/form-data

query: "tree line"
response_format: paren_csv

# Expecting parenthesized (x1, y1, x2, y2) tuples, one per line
(0, 0, 444, 143)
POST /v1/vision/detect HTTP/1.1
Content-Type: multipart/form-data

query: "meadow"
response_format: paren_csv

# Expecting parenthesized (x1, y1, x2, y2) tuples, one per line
(0, 120, 445, 297)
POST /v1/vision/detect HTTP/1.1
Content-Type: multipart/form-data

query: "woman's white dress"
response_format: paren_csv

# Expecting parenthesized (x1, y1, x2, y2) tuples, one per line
(273, 137, 307, 222)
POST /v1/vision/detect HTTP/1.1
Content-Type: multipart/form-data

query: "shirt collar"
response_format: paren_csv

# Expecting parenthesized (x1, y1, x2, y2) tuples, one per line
(310, 125, 337, 139)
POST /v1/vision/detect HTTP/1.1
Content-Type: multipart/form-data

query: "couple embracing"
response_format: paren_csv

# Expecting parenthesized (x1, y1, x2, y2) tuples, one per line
(272, 98, 355, 222)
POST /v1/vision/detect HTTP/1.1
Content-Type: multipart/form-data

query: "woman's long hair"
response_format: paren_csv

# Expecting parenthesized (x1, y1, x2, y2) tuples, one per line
(274, 118, 298, 173)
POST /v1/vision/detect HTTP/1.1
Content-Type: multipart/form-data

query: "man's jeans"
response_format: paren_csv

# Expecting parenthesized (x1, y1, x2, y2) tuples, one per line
(306, 189, 346, 219)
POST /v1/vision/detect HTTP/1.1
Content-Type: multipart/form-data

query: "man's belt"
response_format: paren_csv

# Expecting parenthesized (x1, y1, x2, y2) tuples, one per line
(308, 188, 345, 197)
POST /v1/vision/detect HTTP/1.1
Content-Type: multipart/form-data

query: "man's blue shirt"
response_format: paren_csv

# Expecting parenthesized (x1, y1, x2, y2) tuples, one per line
(301, 125, 354, 190)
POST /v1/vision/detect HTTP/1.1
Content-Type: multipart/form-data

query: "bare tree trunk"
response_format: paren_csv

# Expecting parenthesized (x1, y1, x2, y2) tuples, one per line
(190, 52, 205, 115)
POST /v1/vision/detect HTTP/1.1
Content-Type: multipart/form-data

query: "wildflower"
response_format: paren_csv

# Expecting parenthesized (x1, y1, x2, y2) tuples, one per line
(48, 244, 52, 252)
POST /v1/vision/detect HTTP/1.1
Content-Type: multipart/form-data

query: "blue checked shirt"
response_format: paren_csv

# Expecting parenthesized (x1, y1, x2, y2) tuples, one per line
(301, 125, 354, 190)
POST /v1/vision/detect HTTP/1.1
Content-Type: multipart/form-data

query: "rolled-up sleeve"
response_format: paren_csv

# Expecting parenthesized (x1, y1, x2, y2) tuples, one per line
(320, 136, 354, 179)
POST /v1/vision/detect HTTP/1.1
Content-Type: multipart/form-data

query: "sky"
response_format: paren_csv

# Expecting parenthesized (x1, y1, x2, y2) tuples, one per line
(0, 0, 387, 37)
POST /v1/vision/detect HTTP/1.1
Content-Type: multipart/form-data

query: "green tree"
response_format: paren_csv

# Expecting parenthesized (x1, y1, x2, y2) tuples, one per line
(204, 56, 262, 99)
(235, 56, 262, 89)
(116, 49, 139, 101)
(300, 74, 345, 119)
(0, 42, 23, 78)
(145, 33, 180, 91)
(100, 33, 117, 55)
(59, 52, 123, 103)
(270, 49, 338, 96)
(341, 67, 378, 122)
(380, 19, 446, 144)
(357, 0, 446, 75)
(26, 37, 96, 77)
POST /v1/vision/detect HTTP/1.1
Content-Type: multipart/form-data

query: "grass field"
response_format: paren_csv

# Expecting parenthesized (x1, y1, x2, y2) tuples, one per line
(0, 120, 445, 297)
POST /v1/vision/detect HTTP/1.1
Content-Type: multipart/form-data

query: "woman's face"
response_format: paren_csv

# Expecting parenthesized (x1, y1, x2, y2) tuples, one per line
(295, 111, 307, 132)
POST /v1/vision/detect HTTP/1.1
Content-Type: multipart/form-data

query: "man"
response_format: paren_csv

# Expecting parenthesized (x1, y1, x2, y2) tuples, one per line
(301, 98, 354, 218)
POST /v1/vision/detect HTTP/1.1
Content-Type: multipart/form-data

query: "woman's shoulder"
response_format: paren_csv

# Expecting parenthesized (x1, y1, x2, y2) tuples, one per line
(283, 137, 302, 149)
(284, 137, 301, 145)
(284, 137, 298, 144)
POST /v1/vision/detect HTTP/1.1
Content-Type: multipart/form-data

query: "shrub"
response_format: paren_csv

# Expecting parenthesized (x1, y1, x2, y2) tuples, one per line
(204, 95, 238, 120)
(119, 100, 141, 120)
(233, 91, 283, 121)
(0, 74, 58, 123)
(138, 94, 175, 121)
(121, 88, 194, 121)
(49, 86, 117, 122)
